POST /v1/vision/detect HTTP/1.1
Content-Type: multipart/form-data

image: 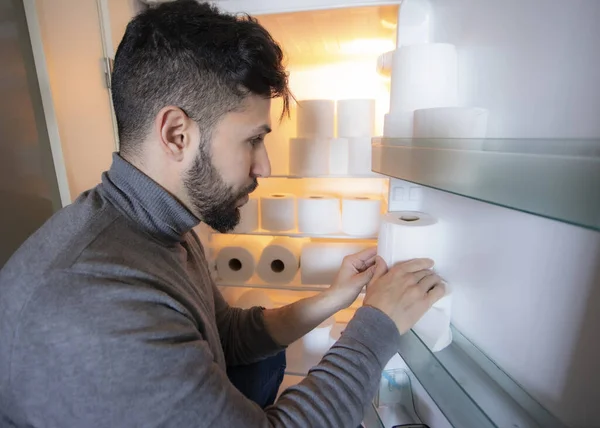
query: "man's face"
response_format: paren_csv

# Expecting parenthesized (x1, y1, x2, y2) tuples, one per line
(183, 95, 272, 233)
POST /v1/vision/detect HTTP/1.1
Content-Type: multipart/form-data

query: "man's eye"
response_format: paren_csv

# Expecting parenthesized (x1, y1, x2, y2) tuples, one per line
(249, 136, 264, 147)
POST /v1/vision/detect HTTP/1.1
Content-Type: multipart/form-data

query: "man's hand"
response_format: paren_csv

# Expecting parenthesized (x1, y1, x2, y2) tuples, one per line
(363, 257, 446, 334)
(325, 247, 378, 311)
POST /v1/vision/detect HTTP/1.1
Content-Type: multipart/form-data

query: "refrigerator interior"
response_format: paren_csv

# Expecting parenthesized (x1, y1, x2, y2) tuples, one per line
(29, 0, 600, 426)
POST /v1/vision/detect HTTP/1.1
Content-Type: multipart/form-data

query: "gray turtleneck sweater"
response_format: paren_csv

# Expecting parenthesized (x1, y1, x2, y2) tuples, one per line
(0, 154, 401, 428)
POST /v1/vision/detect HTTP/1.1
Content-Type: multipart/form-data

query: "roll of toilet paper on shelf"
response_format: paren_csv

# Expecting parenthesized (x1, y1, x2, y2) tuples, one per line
(329, 138, 350, 175)
(342, 196, 382, 237)
(297, 99, 335, 138)
(413, 107, 489, 138)
(301, 242, 374, 285)
(377, 211, 452, 352)
(257, 237, 305, 284)
(215, 236, 267, 283)
(289, 137, 330, 176)
(376, 50, 394, 77)
(383, 112, 414, 138)
(348, 137, 374, 175)
(297, 195, 341, 235)
(233, 197, 259, 233)
(337, 99, 376, 138)
(301, 316, 335, 355)
(235, 289, 275, 309)
(260, 194, 296, 232)
(390, 44, 458, 114)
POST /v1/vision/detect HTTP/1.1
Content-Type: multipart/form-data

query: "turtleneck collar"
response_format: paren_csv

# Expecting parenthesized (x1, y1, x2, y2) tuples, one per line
(100, 153, 199, 243)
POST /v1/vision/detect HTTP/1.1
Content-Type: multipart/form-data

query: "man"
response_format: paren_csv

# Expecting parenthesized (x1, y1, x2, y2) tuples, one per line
(0, 1, 445, 427)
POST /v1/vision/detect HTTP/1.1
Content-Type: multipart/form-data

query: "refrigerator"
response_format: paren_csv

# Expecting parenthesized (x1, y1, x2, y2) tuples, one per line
(13, 0, 600, 426)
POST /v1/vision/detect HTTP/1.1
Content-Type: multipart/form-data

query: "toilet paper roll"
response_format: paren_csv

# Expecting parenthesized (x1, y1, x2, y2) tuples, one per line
(348, 137, 374, 175)
(329, 138, 349, 175)
(384, 112, 414, 138)
(301, 316, 335, 354)
(390, 44, 458, 114)
(297, 99, 335, 138)
(342, 196, 382, 237)
(337, 99, 376, 138)
(215, 236, 267, 283)
(413, 107, 489, 138)
(377, 211, 447, 273)
(260, 194, 296, 232)
(257, 237, 304, 284)
(235, 289, 275, 309)
(376, 50, 394, 77)
(301, 242, 374, 285)
(297, 195, 341, 235)
(233, 197, 259, 233)
(289, 138, 330, 176)
(377, 211, 452, 352)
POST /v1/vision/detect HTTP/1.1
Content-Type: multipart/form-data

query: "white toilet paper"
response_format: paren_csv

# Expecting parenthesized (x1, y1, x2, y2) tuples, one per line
(348, 137, 374, 175)
(337, 99, 376, 138)
(257, 237, 305, 284)
(390, 44, 458, 114)
(329, 138, 349, 175)
(383, 112, 414, 138)
(301, 242, 374, 285)
(297, 195, 341, 235)
(376, 50, 394, 78)
(342, 196, 382, 237)
(378, 212, 452, 352)
(235, 289, 275, 309)
(215, 236, 267, 283)
(301, 316, 335, 355)
(233, 197, 259, 233)
(297, 99, 335, 138)
(289, 138, 330, 176)
(413, 107, 489, 138)
(260, 194, 296, 232)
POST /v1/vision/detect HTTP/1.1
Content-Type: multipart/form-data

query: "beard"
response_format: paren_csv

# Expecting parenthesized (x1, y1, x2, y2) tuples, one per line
(183, 146, 257, 233)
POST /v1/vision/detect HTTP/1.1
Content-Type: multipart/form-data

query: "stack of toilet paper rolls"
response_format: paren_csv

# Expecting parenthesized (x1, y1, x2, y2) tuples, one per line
(229, 193, 382, 237)
(214, 237, 377, 287)
(377, 211, 453, 353)
(383, 41, 489, 140)
(290, 99, 376, 176)
(255, 193, 382, 237)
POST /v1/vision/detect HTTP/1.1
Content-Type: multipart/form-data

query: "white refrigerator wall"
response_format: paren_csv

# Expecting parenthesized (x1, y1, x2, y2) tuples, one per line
(422, 1, 600, 426)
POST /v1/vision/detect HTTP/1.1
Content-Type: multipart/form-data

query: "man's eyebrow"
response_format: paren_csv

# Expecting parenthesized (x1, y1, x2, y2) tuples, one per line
(252, 124, 272, 135)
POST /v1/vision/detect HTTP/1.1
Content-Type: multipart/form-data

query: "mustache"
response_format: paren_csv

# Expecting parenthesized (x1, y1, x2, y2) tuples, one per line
(243, 178, 259, 195)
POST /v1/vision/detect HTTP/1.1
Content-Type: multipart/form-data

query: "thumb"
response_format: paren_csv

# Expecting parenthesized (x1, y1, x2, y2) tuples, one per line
(349, 264, 376, 288)
(368, 256, 388, 286)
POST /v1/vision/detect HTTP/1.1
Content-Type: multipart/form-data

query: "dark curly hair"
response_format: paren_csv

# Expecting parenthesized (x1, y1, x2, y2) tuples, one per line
(111, 0, 290, 157)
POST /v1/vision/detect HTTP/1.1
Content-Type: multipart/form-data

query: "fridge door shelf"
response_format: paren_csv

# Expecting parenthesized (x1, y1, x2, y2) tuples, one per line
(372, 137, 600, 232)
(217, 280, 328, 292)
(210, 230, 379, 240)
(267, 174, 387, 179)
(397, 325, 568, 428)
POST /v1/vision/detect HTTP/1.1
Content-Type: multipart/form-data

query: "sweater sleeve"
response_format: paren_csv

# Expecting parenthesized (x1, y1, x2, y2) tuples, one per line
(212, 282, 285, 366)
(9, 273, 401, 428)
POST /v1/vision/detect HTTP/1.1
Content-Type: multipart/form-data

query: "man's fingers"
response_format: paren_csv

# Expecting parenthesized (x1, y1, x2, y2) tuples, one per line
(417, 273, 443, 295)
(394, 258, 435, 274)
(412, 269, 435, 285)
(344, 247, 378, 271)
(425, 282, 447, 306)
(368, 256, 388, 285)
(351, 264, 376, 287)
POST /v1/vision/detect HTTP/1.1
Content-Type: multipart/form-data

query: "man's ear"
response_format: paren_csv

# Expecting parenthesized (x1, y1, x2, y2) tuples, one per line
(154, 106, 197, 162)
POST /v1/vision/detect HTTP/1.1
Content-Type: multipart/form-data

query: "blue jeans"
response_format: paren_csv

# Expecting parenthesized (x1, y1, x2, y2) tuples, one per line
(227, 350, 287, 408)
